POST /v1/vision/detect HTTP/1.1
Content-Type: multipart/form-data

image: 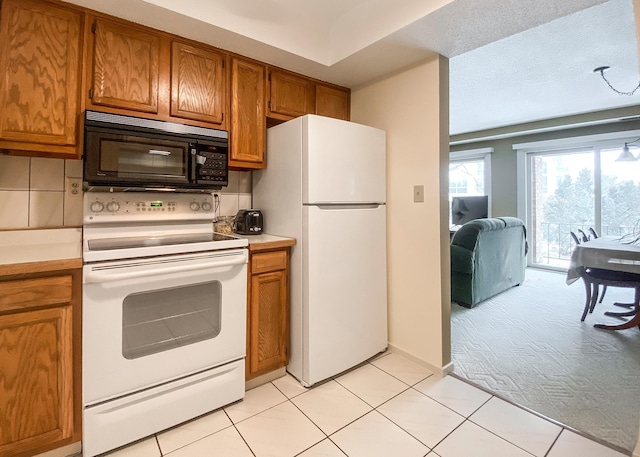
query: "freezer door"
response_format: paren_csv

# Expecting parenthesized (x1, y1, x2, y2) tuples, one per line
(303, 204, 387, 385)
(303, 116, 385, 204)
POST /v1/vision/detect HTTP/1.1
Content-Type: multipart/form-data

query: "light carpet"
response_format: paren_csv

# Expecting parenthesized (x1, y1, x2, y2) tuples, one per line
(451, 268, 640, 452)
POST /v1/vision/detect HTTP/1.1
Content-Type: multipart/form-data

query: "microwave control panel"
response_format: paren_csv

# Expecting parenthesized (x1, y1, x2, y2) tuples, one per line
(194, 150, 227, 184)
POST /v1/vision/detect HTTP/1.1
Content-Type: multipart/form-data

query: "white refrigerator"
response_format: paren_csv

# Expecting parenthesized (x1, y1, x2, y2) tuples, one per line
(253, 114, 387, 387)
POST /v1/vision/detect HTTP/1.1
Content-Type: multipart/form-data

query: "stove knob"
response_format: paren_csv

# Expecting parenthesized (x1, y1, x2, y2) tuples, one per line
(90, 201, 104, 213)
(190, 202, 200, 211)
(201, 201, 212, 212)
(106, 201, 120, 212)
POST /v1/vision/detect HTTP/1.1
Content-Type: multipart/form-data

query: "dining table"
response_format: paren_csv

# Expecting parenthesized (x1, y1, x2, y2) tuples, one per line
(566, 235, 640, 330)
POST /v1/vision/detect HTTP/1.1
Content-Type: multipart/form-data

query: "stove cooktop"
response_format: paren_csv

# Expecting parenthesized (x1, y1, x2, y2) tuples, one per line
(87, 232, 240, 251)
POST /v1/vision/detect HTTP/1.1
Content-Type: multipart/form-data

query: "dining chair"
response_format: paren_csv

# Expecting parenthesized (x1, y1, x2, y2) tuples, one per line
(578, 229, 590, 242)
(582, 268, 640, 329)
(585, 227, 608, 303)
(570, 231, 581, 245)
(570, 231, 609, 320)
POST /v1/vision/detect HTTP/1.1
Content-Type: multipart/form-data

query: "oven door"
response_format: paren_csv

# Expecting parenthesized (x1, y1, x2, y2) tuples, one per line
(82, 249, 248, 405)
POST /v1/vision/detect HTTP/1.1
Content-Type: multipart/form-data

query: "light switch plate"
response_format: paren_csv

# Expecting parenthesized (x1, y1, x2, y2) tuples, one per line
(413, 185, 424, 203)
(66, 177, 83, 199)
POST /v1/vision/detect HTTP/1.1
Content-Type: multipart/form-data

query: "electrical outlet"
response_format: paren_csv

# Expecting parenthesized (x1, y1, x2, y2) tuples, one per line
(66, 177, 82, 199)
(413, 185, 424, 203)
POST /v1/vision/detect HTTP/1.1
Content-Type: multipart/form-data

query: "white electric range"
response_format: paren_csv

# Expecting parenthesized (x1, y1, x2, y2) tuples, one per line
(82, 192, 248, 456)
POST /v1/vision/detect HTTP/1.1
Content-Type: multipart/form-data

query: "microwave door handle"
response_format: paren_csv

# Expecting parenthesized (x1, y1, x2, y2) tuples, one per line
(190, 147, 197, 183)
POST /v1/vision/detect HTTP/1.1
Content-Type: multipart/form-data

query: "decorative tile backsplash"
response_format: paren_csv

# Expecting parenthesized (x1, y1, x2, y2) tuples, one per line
(0, 155, 252, 229)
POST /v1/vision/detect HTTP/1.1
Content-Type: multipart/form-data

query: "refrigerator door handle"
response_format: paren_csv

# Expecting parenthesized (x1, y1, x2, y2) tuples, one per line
(307, 203, 384, 210)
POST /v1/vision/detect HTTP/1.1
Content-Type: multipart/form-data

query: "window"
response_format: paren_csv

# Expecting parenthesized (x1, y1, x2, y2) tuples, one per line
(449, 148, 491, 226)
(517, 132, 640, 269)
(528, 149, 594, 268)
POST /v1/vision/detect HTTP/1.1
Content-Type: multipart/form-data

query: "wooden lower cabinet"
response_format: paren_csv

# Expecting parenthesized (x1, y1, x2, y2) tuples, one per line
(0, 260, 82, 457)
(246, 245, 292, 380)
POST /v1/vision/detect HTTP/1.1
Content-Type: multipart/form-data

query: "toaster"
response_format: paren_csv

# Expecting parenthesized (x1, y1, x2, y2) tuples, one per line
(233, 209, 264, 235)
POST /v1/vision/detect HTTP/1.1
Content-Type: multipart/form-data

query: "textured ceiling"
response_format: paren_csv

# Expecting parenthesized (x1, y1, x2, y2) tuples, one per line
(61, 0, 639, 135)
(450, 0, 640, 135)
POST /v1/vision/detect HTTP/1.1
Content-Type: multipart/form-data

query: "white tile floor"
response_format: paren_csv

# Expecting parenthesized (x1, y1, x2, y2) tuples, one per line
(104, 352, 629, 457)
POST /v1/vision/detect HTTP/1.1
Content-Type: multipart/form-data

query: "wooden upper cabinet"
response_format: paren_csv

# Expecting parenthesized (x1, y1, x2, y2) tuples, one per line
(316, 84, 350, 121)
(89, 18, 160, 113)
(0, 0, 82, 155)
(171, 41, 226, 126)
(229, 57, 266, 169)
(267, 68, 314, 120)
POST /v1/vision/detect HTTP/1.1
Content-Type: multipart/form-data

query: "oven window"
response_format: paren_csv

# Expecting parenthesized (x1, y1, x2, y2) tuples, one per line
(122, 281, 221, 359)
(100, 137, 186, 176)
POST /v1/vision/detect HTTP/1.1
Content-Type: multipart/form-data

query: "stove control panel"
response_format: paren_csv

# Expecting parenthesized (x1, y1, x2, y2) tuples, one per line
(84, 192, 216, 223)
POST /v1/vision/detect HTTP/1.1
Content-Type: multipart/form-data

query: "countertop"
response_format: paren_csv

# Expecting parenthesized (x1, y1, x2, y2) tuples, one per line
(233, 233, 296, 252)
(0, 228, 83, 266)
(0, 228, 294, 270)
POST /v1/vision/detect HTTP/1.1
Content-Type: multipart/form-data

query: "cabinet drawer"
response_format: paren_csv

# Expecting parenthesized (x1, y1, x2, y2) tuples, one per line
(251, 251, 287, 274)
(0, 276, 72, 313)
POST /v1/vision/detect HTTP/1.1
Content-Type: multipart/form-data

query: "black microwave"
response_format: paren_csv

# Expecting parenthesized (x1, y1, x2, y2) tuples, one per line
(83, 110, 229, 191)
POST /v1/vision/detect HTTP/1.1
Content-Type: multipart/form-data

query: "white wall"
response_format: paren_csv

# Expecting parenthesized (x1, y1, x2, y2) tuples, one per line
(350, 55, 451, 370)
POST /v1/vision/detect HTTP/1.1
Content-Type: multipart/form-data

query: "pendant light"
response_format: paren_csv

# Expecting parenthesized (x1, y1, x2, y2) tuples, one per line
(594, 66, 640, 96)
(615, 137, 640, 162)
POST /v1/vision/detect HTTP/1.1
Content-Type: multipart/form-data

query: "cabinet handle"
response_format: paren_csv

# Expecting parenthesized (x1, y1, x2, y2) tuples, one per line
(89, 88, 94, 99)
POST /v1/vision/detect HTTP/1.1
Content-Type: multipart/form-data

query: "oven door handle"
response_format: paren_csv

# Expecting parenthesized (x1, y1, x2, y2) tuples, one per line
(84, 255, 246, 283)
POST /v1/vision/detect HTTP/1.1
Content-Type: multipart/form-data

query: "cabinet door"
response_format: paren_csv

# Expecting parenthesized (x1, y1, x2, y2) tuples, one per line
(89, 18, 160, 113)
(248, 270, 288, 377)
(171, 41, 226, 126)
(0, 0, 81, 148)
(229, 57, 266, 168)
(316, 84, 350, 121)
(0, 306, 73, 456)
(267, 69, 314, 120)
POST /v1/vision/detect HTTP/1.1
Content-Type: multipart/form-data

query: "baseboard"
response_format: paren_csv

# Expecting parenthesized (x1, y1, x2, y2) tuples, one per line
(245, 367, 287, 390)
(387, 344, 454, 376)
(34, 442, 82, 457)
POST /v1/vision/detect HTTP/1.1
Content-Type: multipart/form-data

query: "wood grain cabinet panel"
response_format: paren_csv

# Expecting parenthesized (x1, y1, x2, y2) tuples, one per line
(0, 302, 73, 456)
(267, 69, 314, 120)
(251, 251, 287, 274)
(316, 84, 350, 121)
(229, 57, 266, 168)
(246, 247, 290, 380)
(0, 0, 81, 153)
(0, 276, 73, 313)
(89, 18, 160, 113)
(0, 265, 80, 457)
(249, 270, 288, 376)
(171, 41, 226, 126)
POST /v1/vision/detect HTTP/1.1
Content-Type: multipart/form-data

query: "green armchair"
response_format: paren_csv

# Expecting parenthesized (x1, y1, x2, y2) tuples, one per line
(451, 217, 527, 308)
